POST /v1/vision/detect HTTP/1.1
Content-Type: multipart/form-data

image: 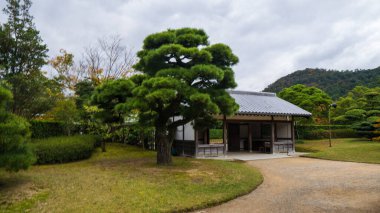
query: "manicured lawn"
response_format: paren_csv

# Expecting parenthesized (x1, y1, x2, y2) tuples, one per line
(296, 138, 380, 164)
(0, 143, 262, 212)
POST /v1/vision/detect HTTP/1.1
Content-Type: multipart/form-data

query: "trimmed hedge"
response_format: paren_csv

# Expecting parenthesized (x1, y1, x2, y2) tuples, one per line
(295, 125, 359, 139)
(296, 124, 351, 131)
(31, 135, 100, 164)
(30, 120, 65, 138)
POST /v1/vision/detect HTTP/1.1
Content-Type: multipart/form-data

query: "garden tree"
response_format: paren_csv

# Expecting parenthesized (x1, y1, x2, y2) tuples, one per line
(80, 35, 136, 85)
(278, 84, 332, 124)
(120, 28, 239, 165)
(0, 86, 34, 171)
(373, 118, 380, 141)
(74, 80, 97, 135)
(0, 0, 48, 76)
(91, 79, 135, 151)
(0, 0, 58, 118)
(330, 86, 380, 138)
(352, 88, 380, 138)
(49, 49, 82, 92)
(46, 99, 79, 136)
(332, 86, 380, 124)
(330, 96, 355, 122)
(364, 90, 380, 117)
(74, 80, 95, 112)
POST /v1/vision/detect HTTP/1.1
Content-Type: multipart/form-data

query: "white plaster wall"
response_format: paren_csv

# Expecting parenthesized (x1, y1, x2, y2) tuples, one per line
(174, 116, 195, 141)
(175, 125, 184, 140)
(184, 122, 195, 141)
(276, 123, 291, 138)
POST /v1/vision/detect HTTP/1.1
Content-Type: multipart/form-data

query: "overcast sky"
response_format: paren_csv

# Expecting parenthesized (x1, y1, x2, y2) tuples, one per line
(1, 0, 380, 91)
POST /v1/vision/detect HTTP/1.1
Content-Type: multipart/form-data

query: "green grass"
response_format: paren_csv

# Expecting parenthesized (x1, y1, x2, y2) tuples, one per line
(0, 143, 262, 212)
(296, 138, 380, 164)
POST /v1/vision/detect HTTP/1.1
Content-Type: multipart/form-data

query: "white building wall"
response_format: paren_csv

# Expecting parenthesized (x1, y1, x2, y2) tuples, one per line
(184, 122, 195, 141)
(276, 123, 291, 138)
(174, 116, 195, 141)
(274, 122, 294, 153)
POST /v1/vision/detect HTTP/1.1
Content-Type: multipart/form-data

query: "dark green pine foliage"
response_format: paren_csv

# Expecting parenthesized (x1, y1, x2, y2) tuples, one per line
(0, 0, 48, 76)
(126, 28, 239, 165)
(0, 86, 34, 171)
(75, 80, 96, 109)
(92, 79, 136, 124)
(0, 0, 58, 119)
(264, 68, 380, 100)
(91, 79, 136, 151)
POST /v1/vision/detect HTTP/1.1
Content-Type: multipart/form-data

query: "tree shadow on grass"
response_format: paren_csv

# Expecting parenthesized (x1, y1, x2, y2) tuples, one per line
(0, 174, 28, 190)
(0, 174, 40, 206)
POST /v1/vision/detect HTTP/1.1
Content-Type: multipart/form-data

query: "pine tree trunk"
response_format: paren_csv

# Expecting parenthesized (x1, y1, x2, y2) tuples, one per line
(156, 127, 174, 165)
(101, 141, 106, 152)
(141, 130, 145, 150)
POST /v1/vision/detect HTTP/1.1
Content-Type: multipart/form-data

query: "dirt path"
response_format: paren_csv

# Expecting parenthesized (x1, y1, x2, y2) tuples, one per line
(201, 157, 380, 213)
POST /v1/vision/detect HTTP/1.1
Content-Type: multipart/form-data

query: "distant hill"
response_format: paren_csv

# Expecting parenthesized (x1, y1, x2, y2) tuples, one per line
(263, 67, 380, 99)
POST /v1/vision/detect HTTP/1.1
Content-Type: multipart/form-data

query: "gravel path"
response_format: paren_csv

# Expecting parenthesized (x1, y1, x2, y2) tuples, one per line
(201, 157, 380, 213)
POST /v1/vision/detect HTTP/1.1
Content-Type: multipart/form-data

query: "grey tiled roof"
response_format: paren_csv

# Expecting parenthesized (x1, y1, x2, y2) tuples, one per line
(228, 90, 312, 117)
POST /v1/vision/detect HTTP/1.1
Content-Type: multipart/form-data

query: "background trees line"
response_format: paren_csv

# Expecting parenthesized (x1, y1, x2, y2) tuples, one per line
(278, 84, 380, 140)
(264, 68, 380, 99)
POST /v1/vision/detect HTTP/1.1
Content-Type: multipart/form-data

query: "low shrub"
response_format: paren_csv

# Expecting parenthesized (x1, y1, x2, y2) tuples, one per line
(31, 135, 100, 164)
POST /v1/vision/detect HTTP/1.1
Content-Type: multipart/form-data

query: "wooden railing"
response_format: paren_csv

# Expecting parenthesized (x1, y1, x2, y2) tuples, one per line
(197, 144, 224, 157)
(273, 141, 294, 153)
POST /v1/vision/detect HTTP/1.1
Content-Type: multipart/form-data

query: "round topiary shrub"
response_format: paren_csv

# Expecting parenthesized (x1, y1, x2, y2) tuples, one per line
(31, 135, 100, 164)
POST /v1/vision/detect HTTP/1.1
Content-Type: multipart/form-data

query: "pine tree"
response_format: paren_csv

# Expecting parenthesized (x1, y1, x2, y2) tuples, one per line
(0, 0, 48, 75)
(0, 86, 35, 171)
(128, 28, 239, 165)
(0, 0, 59, 119)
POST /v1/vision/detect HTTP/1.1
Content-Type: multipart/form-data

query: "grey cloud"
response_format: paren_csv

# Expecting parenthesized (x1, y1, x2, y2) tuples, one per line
(1, 0, 380, 91)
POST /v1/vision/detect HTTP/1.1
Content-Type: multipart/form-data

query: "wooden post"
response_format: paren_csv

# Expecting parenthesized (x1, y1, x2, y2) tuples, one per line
(205, 129, 209, 144)
(271, 118, 275, 154)
(223, 115, 227, 155)
(182, 125, 185, 156)
(195, 129, 198, 157)
(291, 117, 295, 152)
(248, 123, 252, 152)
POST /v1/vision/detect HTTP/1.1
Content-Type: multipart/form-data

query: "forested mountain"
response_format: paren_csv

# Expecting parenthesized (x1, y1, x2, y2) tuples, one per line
(263, 67, 380, 99)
